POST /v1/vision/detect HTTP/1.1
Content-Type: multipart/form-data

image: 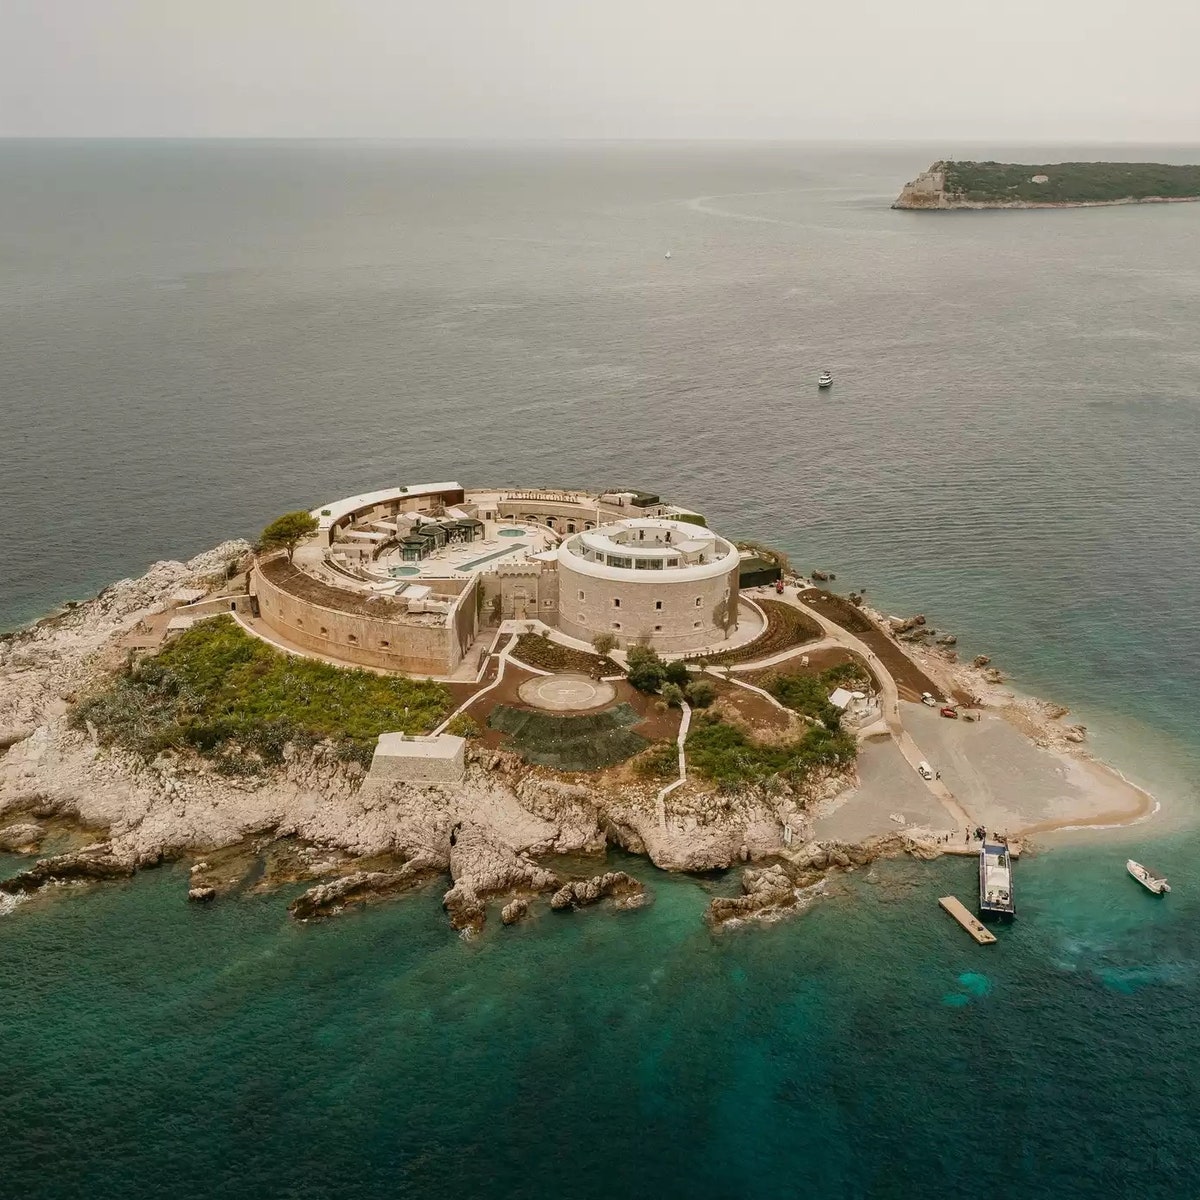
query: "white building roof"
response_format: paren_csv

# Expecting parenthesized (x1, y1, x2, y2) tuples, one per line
(374, 732, 465, 760)
(829, 687, 855, 710)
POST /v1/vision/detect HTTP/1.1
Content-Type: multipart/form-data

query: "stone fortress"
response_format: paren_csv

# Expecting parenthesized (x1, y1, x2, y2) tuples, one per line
(249, 482, 753, 676)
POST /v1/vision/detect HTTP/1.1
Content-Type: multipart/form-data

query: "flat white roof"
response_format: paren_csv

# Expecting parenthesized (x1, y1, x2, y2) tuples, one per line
(313, 483, 463, 530)
(829, 687, 855, 709)
(374, 732, 464, 760)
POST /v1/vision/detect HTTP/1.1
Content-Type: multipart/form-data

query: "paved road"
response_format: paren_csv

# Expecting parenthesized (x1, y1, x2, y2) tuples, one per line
(744, 587, 975, 830)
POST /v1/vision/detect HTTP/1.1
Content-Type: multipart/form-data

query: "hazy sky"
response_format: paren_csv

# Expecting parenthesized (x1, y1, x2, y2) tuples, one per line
(3, 0, 1197, 140)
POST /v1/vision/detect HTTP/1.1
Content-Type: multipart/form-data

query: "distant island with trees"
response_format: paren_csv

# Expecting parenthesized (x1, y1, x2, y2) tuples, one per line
(893, 161, 1200, 210)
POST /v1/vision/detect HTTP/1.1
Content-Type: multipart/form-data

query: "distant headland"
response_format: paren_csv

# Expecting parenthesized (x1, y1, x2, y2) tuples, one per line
(893, 160, 1200, 210)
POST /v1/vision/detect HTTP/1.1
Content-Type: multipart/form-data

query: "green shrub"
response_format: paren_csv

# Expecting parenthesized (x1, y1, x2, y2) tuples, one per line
(663, 659, 690, 687)
(445, 714, 481, 738)
(686, 712, 856, 790)
(633, 741, 679, 779)
(73, 616, 451, 766)
(626, 645, 666, 693)
(684, 679, 716, 708)
(661, 682, 684, 708)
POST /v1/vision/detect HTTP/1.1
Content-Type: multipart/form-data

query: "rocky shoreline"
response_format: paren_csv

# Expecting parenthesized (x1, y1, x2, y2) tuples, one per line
(2, 540, 1152, 936)
(0, 544, 910, 934)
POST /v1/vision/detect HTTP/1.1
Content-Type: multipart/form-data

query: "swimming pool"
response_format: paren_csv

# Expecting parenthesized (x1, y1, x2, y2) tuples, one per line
(389, 566, 421, 577)
(498, 528, 524, 537)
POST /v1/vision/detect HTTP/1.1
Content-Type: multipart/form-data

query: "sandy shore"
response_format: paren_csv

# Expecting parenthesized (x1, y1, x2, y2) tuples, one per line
(814, 701, 1154, 846)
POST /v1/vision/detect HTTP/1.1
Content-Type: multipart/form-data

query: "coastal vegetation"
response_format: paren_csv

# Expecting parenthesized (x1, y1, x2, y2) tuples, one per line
(259, 511, 319, 561)
(685, 712, 856, 791)
(692, 600, 821, 666)
(512, 633, 618, 677)
(943, 160, 1200, 204)
(74, 616, 451, 769)
(762, 661, 871, 727)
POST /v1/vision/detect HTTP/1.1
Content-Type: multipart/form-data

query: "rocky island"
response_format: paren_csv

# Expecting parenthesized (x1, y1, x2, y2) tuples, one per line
(0, 481, 1156, 935)
(894, 160, 1200, 210)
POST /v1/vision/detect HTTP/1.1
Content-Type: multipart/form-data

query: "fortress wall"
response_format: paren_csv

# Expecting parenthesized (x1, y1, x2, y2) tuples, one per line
(556, 556, 740, 652)
(253, 564, 460, 676)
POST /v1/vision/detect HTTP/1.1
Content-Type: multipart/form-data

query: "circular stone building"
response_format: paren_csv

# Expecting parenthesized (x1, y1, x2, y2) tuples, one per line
(556, 517, 740, 652)
(249, 483, 750, 676)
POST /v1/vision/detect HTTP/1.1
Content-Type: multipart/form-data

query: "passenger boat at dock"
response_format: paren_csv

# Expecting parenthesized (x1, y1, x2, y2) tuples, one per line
(978, 842, 1015, 921)
(1127, 860, 1170, 895)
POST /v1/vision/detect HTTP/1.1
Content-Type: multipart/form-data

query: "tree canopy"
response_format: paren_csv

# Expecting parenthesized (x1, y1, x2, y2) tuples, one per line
(260, 511, 318, 561)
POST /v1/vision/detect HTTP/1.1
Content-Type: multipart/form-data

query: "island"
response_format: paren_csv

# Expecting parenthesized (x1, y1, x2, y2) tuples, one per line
(0, 481, 1155, 933)
(893, 160, 1200, 210)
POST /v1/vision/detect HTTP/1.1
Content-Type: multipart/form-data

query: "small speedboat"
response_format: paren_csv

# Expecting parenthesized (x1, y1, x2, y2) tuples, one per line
(1127, 860, 1170, 895)
(817, 371, 833, 389)
(664, 250, 672, 260)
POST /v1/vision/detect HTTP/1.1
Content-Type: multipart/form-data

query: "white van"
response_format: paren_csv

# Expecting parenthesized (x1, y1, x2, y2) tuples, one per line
(921, 692, 938, 707)
(917, 761, 935, 781)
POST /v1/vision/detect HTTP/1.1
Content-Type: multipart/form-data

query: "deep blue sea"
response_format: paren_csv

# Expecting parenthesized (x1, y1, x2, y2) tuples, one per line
(3, 141, 1200, 1198)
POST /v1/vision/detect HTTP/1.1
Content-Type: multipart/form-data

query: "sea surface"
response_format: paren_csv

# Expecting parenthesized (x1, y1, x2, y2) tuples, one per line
(2, 141, 1200, 1198)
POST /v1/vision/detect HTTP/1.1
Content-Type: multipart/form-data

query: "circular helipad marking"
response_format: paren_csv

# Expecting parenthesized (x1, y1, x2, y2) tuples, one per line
(518, 673, 617, 712)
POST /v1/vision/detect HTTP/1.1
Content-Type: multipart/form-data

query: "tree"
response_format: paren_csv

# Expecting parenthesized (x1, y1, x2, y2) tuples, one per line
(260, 511, 318, 562)
(661, 682, 684, 708)
(684, 679, 716, 708)
(626, 645, 665, 693)
(591, 632, 617, 658)
(663, 659, 690, 688)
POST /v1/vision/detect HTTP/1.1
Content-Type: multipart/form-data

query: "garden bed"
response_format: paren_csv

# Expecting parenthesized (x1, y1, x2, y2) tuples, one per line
(510, 634, 621, 677)
(691, 600, 821, 666)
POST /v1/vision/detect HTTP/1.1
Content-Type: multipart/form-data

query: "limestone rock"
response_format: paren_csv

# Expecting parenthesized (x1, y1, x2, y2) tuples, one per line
(0, 821, 44, 853)
(0, 844, 136, 894)
(972, 655, 991, 668)
(501, 896, 530, 925)
(289, 860, 438, 920)
(1064, 724, 1087, 743)
(549, 871, 645, 911)
(187, 885, 217, 903)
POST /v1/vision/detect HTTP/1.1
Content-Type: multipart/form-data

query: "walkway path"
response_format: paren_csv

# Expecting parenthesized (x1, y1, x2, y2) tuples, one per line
(741, 586, 975, 830)
(655, 700, 692, 831)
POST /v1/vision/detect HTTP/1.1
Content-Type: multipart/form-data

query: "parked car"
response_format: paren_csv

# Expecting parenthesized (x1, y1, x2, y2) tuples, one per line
(921, 692, 938, 707)
(917, 761, 935, 780)
(940, 706, 958, 719)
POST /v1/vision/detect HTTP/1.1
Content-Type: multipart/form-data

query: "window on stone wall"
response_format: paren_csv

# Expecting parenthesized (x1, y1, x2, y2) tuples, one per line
(348, 633, 358, 643)
(380, 640, 390, 648)
(612, 621, 621, 630)
(655, 600, 663, 610)
(693, 621, 701, 629)
(654, 624, 662, 632)
(296, 619, 303, 627)
(613, 598, 621, 608)
(578, 590, 585, 601)
(695, 597, 702, 606)
(320, 626, 327, 635)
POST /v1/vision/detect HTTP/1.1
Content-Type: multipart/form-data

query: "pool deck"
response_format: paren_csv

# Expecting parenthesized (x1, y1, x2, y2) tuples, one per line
(372, 521, 556, 580)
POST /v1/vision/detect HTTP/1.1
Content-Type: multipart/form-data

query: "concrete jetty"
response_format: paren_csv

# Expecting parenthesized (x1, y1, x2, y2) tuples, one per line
(939, 895, 996, 944)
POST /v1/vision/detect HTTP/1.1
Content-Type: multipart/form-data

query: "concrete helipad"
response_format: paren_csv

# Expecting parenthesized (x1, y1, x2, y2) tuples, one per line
(518, 673, 617, 712)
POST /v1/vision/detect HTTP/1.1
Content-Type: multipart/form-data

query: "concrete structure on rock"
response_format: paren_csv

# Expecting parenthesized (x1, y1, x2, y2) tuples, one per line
(249, 482, 749, 676)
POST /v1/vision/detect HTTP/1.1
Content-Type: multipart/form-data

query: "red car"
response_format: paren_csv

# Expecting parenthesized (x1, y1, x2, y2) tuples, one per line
(775, 580, 785, 594)
(940, 706, 958, 719)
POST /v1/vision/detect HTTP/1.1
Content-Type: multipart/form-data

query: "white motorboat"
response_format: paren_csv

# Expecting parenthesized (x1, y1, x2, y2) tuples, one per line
(1127, 860, 1170, 895)
(817, 371, 833, 389)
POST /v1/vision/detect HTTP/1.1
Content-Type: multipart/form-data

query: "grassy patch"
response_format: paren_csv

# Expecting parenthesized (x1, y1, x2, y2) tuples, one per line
(762, 660, 874, 726)
(511, 634, 620, 677)
(693, 599, 821, 666)
(488, 703, 647, 771)
(686, 712, 857, 791)
(74, 616, 451, 769)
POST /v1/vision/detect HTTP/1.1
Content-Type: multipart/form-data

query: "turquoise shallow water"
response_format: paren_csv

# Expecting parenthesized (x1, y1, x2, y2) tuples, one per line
(3, 141, 1200, 1196)
(3, 848, 1197, 1199)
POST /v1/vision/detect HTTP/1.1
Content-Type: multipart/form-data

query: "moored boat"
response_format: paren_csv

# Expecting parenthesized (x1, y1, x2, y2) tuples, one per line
(817, 370, 833, 389)
(1127, 859, 1170, 895)
(979, 841, 1015, 921)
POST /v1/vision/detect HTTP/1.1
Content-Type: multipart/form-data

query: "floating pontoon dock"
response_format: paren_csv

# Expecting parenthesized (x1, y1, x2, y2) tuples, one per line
(939, 895, 997, 945)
